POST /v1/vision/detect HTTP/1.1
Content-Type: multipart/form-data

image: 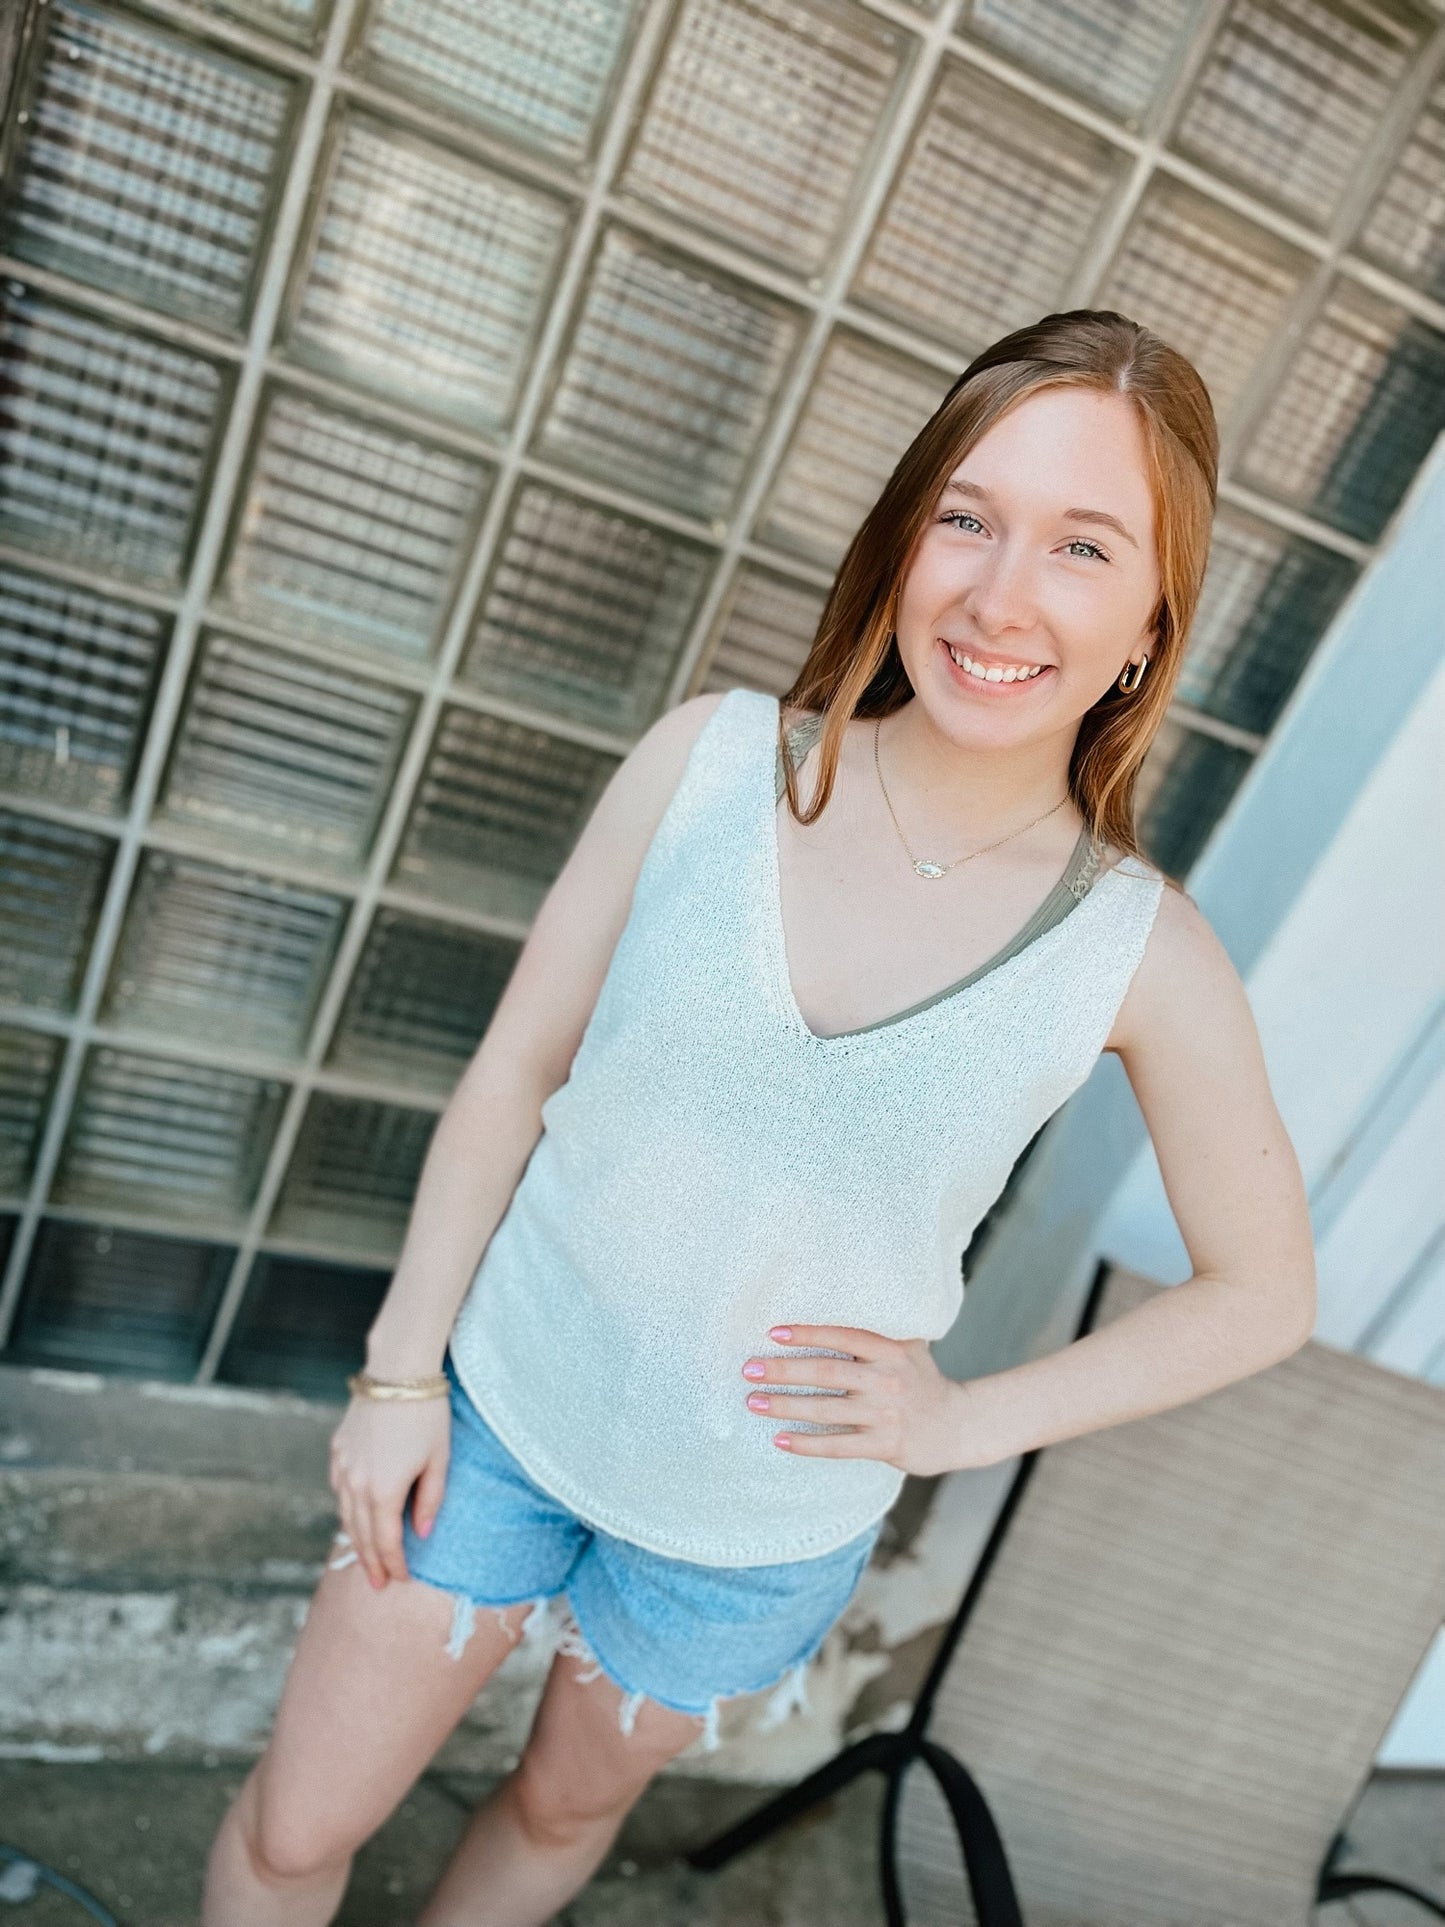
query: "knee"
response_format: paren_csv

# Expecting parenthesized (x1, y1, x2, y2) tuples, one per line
(509, 1753, 638, 1851)
(234, 1768, 357, 1887)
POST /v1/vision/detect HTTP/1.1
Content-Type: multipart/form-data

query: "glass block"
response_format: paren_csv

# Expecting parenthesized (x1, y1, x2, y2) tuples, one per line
(965, 0, 1204, 125)
(757, 332, 949, 565)
(222, 389, 489, 659)
(0, 565, 165, 813)
(853, 62, 1125, 351)
(5, 1218, 233, 1377)
(218, 1251, 391, 1398)
(459, 481, 711, 732)
(0, 808, 112, 1011)
(0, 1027, 61, 1196)
(103, 852, 347, 1057)
(620, 0, 903, 275)
(1355, 69, 1445, 298)
(1136, 716, 1254, 876)
(1170, 0, 1421, 229)
(1096, 177, 1308, 430)
(1179, 508, 1357, 735)
(158, 633, 416, 868)
(208, 0, 325, 44)
(1237, 281, 1445, 542)
(3, 1, 293, 330)
(697, 565, 827, 695)
(270, 1093, 435, 1255)
(355, 0, 637, 161)
(0, 290, 224, 584)
(54, 1047, 286, 1224)
(287, 115, 570, 429)
(534, 226, 802, 520)
(393, 705, 617, 919)
(329, 909, 518, 1089)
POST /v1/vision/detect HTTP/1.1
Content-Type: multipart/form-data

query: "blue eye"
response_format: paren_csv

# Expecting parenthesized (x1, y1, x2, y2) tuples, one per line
(939, 510, 984, 533)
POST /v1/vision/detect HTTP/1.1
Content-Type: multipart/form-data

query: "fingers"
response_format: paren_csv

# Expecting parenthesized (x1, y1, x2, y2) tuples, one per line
(329, 1452, 389, 1590)
(744, 1354, 870, 1392)
(749, 1391, 869, 1422)
(369, 1489, 411, 1586)
(412, 1452, 449, 1541)
(766, 1324, 892, 1360)
(341, 1484, 388, 1590)
(773, 1427, 870, 1457)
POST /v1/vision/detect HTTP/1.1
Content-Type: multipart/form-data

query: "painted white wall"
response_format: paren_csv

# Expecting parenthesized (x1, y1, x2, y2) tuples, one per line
(1095, 650, 1445, 1363)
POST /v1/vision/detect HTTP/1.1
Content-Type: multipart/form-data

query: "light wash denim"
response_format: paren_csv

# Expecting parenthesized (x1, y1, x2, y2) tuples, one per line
(385, 1354, 882, 1750)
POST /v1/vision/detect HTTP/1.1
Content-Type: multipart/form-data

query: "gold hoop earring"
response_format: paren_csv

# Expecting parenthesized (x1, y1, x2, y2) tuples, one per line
(1117, 653, 1149, 693)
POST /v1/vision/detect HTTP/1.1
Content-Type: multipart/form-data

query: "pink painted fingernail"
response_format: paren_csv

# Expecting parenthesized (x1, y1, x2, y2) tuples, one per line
(770, 1327, 792, 1341)
(774, 1434, 793, 1449)
(747, 1394, 770, 1411)
(743, 1360, 765, 1379)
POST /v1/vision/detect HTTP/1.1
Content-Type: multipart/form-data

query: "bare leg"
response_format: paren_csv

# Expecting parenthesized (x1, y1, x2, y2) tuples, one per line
(418, 1646, 704, 1927)
(203, 1559, 542, 1926)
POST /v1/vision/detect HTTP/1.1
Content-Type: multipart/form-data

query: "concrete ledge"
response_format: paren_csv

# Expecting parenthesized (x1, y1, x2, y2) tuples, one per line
(0, 1363, 337, 1482)
(0, 1363, 985, 1784)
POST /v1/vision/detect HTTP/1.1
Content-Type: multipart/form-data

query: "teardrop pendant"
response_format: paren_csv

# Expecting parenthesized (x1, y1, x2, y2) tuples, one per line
(913, 858, 948, 879)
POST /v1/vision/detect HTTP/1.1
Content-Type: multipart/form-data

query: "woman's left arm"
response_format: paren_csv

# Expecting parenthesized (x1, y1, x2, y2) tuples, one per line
(747, 886, 1319, 1475)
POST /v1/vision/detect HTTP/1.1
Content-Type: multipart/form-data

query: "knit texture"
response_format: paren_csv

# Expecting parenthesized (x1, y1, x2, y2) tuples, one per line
(449, 687, 1166, 1566)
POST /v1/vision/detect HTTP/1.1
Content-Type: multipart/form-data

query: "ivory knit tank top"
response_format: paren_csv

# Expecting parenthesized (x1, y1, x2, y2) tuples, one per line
(448, 687, 1166, 1567)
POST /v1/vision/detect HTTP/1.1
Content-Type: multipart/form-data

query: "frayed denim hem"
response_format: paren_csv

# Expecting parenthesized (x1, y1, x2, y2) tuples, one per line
(329, 1531, 830, 1754)
(552, 1600, 823, 1755)
(437, 1587, 559, 1662)
(333, 1530, 567, 1664)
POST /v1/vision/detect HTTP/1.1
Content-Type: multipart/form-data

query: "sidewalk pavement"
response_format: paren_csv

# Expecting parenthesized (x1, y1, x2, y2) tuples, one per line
(0, 1762, 885, 1925)
(2, 1762, 1442, 1925)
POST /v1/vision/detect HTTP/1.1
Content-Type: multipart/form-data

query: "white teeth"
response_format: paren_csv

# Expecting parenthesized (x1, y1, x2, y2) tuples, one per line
(945, 641, 1045, 683)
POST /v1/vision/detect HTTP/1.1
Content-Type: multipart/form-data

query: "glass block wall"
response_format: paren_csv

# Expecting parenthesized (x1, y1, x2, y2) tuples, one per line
(1, 0, 1442, 1396)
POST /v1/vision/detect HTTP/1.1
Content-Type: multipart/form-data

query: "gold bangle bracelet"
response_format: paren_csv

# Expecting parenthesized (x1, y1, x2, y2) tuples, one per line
(347, 1370, 449, 1402)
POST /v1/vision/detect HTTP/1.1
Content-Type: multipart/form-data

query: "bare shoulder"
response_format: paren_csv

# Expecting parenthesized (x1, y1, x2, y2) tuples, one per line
(624, 693, 728, 813)
(1106, 874, 1251, 1059)
(600, 691, 730, 837)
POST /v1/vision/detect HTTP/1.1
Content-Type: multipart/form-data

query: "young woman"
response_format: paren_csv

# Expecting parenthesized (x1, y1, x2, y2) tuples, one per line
(204, 309, 1317, 1925)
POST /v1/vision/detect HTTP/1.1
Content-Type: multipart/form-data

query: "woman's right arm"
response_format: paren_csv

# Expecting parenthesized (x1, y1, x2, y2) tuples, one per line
(329, 691, 728, 1588)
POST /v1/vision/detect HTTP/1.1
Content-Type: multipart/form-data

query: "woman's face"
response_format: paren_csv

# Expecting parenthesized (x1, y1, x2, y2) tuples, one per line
(893, 384, 1162, 745)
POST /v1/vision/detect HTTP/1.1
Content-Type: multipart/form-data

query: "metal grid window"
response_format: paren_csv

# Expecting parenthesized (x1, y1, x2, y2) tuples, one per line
(0, 0, 1440, 1392)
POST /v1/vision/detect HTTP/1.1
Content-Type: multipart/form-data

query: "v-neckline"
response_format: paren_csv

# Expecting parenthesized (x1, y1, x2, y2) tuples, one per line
(765, 696, 1103, 1045)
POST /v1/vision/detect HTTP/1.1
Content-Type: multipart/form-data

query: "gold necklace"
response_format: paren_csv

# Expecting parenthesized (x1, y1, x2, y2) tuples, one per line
(873, 716, 1071, 879)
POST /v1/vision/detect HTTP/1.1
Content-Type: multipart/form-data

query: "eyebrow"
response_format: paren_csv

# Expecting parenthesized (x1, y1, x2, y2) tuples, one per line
(942, 478, 1140, 550)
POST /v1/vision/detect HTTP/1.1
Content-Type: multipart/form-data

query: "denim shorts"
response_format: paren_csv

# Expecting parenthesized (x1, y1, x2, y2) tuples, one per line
(382, 1354, 881, 1751)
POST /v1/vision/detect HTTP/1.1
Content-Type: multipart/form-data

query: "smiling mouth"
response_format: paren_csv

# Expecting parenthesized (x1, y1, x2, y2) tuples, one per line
(938, 637, 1054, 688)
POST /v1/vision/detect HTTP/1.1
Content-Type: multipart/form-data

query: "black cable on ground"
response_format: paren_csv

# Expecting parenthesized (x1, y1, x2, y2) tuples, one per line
(0, 1844, 121, 1925)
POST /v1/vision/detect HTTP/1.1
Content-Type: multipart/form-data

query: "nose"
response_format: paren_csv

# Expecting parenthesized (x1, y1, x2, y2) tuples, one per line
(961, 541, 1038, 639)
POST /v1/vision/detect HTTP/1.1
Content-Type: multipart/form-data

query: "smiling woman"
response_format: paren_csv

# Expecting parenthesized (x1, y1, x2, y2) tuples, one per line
(779, 312, 1216, 870)
(204, 311, 1317, 1927)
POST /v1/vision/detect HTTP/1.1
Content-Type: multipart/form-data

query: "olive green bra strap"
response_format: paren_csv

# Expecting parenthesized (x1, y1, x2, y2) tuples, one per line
(771, 709, 1102, 1029)
(774, 712, 825, 802)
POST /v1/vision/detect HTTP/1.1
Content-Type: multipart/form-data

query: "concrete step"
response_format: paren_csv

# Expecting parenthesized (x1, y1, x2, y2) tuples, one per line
(0, 1364, 541, 1773)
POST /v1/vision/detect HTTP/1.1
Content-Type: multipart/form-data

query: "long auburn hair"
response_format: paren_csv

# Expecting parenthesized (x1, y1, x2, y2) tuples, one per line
(776, 309, 1218, 878)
